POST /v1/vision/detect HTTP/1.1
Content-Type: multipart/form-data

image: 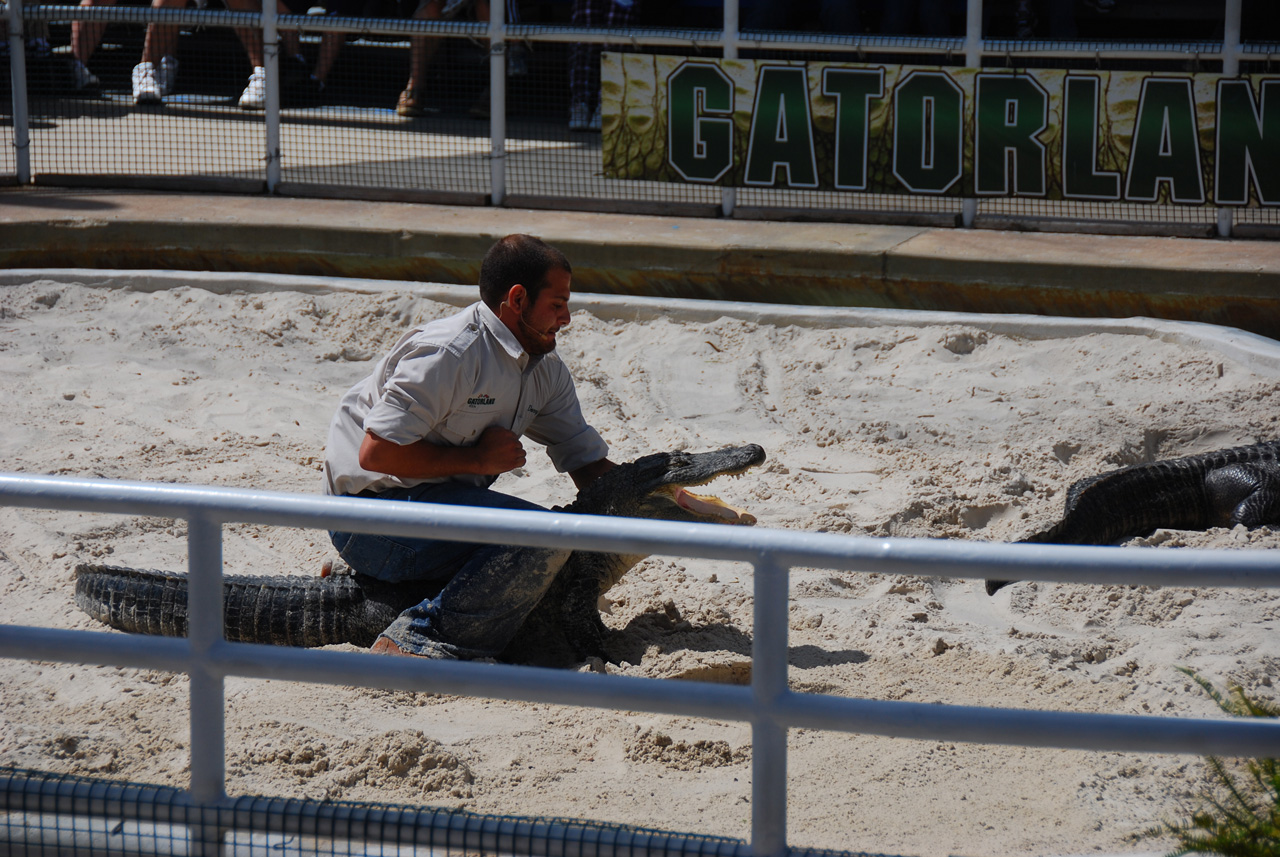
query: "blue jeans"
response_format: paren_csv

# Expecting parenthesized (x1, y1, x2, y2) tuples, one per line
(330, 482, 571, 660)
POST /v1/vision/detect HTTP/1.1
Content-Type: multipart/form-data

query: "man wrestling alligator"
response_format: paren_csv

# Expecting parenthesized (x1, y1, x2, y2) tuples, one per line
(322, 235, 616, 665)
(322, 233, 620, 661)
(75, 237, 764, 663)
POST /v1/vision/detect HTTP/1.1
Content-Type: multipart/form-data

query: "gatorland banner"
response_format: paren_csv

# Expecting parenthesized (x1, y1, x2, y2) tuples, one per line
(600, 54, 1279, 206)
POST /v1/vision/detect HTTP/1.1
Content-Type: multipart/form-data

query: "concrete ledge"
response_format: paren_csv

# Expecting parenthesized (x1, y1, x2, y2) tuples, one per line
(2, 188, 1279, 340)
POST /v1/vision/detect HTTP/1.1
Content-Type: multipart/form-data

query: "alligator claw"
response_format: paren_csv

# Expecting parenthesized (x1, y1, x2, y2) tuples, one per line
(985, 579, 1011, 596)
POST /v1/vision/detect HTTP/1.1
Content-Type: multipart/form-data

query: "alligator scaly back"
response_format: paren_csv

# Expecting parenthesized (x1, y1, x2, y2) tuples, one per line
(1025, 440, 1280, 545)
(985, 440, 1280, 594)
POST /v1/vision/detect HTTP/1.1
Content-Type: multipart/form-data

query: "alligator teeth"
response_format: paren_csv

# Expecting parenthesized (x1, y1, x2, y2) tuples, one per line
(673, 487, 756, 524)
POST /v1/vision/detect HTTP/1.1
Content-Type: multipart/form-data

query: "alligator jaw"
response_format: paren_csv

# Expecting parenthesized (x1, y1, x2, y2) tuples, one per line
(656, 447, 764, 525)
(659, 444, 764, 524)
(671, 486, 756, 525)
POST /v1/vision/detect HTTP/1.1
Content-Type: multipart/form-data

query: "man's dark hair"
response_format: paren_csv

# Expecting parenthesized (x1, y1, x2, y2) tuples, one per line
(478, 234, 572, 310)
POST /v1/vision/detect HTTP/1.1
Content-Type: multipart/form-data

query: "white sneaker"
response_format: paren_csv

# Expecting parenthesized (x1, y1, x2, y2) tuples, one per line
(589, 105, 602, 132)
(238, 66, 266, 110)
(131, 62, 161, 104)
(159, 55, 179, 96)
(569, 101, 589, 131)
(70, 58, 100, 90)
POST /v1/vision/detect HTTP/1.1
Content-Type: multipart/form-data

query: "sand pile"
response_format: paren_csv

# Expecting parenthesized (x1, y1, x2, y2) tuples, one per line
(2, 274, 1278, 856)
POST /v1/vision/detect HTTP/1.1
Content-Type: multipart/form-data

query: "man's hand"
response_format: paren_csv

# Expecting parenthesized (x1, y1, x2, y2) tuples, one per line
(472, 426, 526, 475)
(570, 457, 616, 491)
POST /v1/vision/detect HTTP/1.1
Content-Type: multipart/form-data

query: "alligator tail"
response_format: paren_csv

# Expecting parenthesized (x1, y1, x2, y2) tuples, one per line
(73, 564, 428, 648)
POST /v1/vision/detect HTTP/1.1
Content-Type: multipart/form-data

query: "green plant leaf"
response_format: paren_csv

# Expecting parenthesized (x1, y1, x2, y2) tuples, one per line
(1139, 669, 1280, 857)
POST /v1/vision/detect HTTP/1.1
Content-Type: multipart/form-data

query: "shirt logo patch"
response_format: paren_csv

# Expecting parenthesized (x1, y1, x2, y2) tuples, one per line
(467, 394, 497, 407)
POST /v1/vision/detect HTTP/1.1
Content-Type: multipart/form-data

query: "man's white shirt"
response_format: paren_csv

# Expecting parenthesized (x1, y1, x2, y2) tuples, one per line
(324, 301, 608, 496)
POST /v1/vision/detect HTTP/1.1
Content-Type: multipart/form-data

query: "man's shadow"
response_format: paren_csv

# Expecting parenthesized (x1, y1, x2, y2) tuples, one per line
(504, 601, 869, 674)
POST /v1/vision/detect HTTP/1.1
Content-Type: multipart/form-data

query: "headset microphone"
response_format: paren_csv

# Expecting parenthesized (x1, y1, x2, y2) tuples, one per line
(506, 300, 557, 349)
(520, 314, 555, 341)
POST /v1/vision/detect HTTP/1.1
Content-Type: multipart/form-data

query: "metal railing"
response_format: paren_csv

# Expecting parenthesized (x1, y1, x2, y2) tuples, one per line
(3, 0, 1277, 236)
(2, 470, 1280, 856)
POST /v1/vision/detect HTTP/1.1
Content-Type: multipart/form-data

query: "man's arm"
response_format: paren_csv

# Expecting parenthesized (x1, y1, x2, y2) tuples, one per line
(359, 426, 528, 480)
(569, 457, 617, 491)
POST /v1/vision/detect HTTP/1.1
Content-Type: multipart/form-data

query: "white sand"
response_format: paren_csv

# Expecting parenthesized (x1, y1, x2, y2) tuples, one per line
(2, 273, 1279, 857)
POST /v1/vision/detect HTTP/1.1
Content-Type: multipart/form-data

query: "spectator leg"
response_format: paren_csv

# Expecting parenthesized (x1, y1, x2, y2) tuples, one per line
(141, 0, 185, 65)
(278, 1, 303, 58)
(71, 0, 116, 66)
(223, 0, 265, 67)
(569, 0, 634, 116)
(312, 31, 344, 84)
(405, 0, 444, 96)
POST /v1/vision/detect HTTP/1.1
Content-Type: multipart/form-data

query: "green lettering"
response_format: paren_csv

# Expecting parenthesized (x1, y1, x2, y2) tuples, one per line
(745, 66, 818, 188)
(892, 71, 963, 194)
(1215, 79, 1279, 206)
(667, 62, 735, 183)
(1062, 75, 1121, 200)
(821, 67, 884, 191)
(1124, 77, 1205, 204)
(975, 73, 1048, 196)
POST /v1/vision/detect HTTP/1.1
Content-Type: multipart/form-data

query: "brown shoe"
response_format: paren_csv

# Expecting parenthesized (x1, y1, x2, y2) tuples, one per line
(371, 634, 466, 660)
(396, 88, 438, 117)
(371, 636, 414, 655)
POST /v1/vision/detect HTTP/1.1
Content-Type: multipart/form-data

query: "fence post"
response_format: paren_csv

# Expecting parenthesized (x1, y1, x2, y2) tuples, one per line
(187, 511, 227, 855)
(263, 0, 282, 193)
(960, 0, 983, 228)
(489, 0, 506, 206)
(1217, 0, 1242, 239)
(4, 0, 31, 184)
(750, 552, 788, 857)
(720, 0, 738, 218)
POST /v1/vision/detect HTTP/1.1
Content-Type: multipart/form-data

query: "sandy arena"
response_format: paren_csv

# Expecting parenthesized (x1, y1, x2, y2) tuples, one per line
(2, 273, 1279, 856)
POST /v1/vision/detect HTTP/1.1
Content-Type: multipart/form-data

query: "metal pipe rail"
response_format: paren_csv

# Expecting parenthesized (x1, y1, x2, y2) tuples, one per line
(18, 4, 1266, 59)
(24, 4, 489, 37)
(3, 470, 1280, 857)
(6, 472, 1280, 588)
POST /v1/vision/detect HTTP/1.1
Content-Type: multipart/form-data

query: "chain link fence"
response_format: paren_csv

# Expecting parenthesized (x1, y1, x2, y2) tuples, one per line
(2, 1, 1278, 235)
(3, 765, 770, 857)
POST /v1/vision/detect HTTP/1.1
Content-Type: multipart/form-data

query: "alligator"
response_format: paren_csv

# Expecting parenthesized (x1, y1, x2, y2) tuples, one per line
(985, 440, 1280, 595)
(74, 444, 766, 664)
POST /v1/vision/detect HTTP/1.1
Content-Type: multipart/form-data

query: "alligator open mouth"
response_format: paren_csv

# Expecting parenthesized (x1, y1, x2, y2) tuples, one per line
(653, 444, 765, 525)
(671, 486, 756, 524)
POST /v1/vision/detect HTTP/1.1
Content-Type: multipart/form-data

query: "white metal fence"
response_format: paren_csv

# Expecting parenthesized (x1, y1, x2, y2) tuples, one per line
(2, 469, 1280, 856)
